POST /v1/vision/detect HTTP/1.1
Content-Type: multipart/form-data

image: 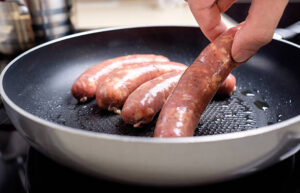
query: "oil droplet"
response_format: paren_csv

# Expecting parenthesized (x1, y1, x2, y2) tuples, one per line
(241, 90, 255, 97)
(277, 114, 282, 122)
(254, 100, 269, 111)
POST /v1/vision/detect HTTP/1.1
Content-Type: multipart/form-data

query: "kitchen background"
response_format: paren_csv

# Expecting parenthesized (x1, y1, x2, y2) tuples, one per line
(0, 0, 300, 57)
(74, 0, 300, 29)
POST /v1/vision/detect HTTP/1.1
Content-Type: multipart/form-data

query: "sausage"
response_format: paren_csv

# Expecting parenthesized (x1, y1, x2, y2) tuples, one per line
(122, 72, 236, 128)
(154, 27, 239, 138)
(96, 62, 187, 114)
(71, 54, 170, 102)
(122, 71, 236, 128)
(216, 73, 236, 96)
(122, 71, 184, 127)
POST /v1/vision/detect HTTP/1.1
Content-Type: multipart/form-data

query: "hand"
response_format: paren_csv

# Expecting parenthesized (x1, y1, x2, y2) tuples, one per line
(187, 0, 288, 62)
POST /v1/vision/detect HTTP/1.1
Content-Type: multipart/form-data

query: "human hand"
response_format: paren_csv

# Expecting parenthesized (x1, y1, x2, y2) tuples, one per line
(187, 0, 288, 62)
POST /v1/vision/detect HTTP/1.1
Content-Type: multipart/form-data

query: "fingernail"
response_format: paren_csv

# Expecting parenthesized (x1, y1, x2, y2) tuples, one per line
(233, 50, 255, 63)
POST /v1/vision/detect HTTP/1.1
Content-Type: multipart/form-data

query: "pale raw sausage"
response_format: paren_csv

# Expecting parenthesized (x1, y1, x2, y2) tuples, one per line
(71, 54, 169, 102)
(96, 62, 186, 114)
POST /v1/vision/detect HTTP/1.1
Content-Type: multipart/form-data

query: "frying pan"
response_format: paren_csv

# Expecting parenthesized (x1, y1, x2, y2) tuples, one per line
(0, 26, 300, 186)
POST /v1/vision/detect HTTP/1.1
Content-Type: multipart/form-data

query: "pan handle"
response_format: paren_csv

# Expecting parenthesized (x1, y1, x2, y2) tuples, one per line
(222, 15, 299, 44)
(274, 21, 300, 40)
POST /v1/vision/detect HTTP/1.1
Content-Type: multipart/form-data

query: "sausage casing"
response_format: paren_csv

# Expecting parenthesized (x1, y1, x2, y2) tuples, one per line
(154, 27, 239, 137)
(217, 73, 236, 96)
(122, 71, 184, 127)
(96, 62, 187, 113)
(71, 54, 169, 102)
(122, 71, 236, 128)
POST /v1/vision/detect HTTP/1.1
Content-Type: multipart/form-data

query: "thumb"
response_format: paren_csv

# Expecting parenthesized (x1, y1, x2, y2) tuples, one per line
(232, 23, 273, 63)
(232, 0, 288, 63)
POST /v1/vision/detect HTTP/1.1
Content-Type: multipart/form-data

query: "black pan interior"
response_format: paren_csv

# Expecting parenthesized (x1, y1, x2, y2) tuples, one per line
(3, 26, 300, 137)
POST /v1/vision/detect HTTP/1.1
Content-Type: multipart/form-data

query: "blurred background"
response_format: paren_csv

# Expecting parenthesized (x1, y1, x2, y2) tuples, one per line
(74, 0, 300, 30)
(0, 0, 299, 57)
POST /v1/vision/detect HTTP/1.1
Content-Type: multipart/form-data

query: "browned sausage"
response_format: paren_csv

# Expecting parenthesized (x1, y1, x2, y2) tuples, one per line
(71, 54, 169, 102)
(217, 73, 236, 96)
(154, 27, 239, 138)
(96, 62, 187, 114)
(122, 71, 236, 128)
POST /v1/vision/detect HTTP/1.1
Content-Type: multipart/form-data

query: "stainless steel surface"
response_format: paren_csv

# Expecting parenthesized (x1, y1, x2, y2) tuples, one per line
(26, 0, 72, 11)
(25, 0, 75, 42)
(30, 12, 70, 25)
(0, 1, 35, 55)
(275, 21, 300, 39)
(1, 26, 300, 186)
(221, 15, 299, 44)
(34, 25, 73, 39)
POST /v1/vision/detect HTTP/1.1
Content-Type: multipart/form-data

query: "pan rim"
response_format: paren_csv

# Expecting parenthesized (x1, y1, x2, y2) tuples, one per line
(1, 25, 300, 144)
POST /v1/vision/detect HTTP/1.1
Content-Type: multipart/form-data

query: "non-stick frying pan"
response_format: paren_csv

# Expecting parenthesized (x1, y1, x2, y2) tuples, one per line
(1, 26, 300, 186)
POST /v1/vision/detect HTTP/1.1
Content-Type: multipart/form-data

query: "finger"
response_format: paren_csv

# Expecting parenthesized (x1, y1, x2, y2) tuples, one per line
(232, 0, 288, 62)
(217, 0, 237, 13)
(187, 0, 227, 41)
